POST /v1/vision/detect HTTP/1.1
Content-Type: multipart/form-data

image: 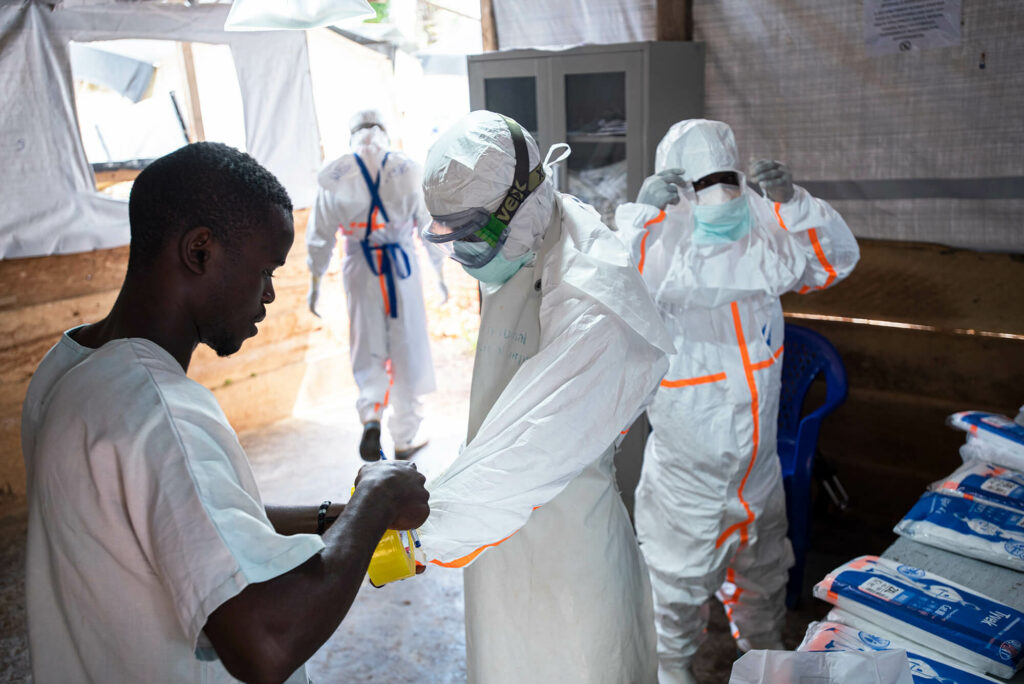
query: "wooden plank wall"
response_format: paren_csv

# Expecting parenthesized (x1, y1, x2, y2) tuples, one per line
(0, 210, 344, 510)
(780, 238, 1024, 527)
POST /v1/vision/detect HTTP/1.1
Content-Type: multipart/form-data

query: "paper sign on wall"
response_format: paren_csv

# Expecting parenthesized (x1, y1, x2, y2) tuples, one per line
(864, 0, 961, 56)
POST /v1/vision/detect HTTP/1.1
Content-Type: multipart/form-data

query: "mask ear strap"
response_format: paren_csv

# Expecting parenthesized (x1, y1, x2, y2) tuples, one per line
(543, 143, 571, 173)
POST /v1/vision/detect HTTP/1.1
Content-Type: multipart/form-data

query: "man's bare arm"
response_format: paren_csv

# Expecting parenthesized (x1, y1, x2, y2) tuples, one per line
(203, 461, 428, 684)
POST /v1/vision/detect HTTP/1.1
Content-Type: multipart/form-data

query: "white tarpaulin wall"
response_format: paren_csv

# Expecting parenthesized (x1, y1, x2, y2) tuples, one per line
(490, 0, 1023, 254)
(492, 0, 656, 51)
(0, 2, 321, 259)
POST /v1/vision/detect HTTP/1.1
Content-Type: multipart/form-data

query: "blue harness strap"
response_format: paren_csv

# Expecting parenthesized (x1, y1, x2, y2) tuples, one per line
(354, 152, 410, 319)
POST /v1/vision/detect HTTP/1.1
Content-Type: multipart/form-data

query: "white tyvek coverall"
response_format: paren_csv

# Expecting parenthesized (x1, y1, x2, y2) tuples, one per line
(616, 161, 859, 674)
(306, 146, 443, 447)
(419, 192, 673, 681)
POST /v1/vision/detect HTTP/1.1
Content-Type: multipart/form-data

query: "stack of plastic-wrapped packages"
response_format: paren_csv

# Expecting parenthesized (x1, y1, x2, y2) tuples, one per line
(795, 407, 1024, 683)
(895, 410, 1024, 573)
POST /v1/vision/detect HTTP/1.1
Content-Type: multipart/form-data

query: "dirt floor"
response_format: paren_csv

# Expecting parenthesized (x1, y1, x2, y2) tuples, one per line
(0, 264, 899, 682)
(0, 480, 892, 683)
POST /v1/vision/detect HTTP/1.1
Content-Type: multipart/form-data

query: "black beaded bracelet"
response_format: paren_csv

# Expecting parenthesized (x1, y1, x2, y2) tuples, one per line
(317, 500, 332, 535)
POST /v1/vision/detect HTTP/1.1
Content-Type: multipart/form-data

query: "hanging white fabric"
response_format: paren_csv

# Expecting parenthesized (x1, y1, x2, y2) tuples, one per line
(224, 0, 375, 31)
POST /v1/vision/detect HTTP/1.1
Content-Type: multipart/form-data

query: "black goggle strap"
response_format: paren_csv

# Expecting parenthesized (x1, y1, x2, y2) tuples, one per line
(473, 116, 546, 245)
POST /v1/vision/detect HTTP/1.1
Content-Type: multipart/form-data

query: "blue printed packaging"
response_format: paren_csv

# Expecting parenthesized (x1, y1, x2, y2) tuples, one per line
(813, 555, 1024, 678)
(931, 459, 1024, 513)
(799, 619, 999, 683)
(895, 492, 1024, 571)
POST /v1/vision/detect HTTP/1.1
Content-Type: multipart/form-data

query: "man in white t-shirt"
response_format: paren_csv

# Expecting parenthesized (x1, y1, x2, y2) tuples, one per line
(21, 142, 430, 683)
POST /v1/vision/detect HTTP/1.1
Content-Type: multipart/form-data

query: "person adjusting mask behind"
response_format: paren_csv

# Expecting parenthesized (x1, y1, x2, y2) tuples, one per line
(617, 119, 860, 684)
(306, 109, 447, 461)
(417, 110, 675, 683)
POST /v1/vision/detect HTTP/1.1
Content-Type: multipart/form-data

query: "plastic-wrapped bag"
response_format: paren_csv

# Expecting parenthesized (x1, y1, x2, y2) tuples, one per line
(729, 649, 913, 684)
(799, 619, 1000, 683)
(895, 492, 1024, 571)
(948, 411, 1024, 471)
(931, 459, 1024, 512)
(813, 555, 1024, 678)
(224, 0, 375, 31)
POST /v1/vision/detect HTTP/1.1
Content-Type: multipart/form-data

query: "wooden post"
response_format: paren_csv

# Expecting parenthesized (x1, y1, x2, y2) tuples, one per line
(480, 0, 498, 51)
(176, 42, 205, 142)
(656, 0, 692, 41)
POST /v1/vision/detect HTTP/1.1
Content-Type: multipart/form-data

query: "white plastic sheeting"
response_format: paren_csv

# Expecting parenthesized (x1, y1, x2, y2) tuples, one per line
(730, 649, 914, 684)
(693, 0, 1024, 253)
(0, 2, 321, 258)
(492, 0, 1022, 253)
(491, 0, 655, 51)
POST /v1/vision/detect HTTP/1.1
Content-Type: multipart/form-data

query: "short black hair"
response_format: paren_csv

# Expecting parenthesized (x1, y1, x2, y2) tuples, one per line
(127, 142, 292, 273)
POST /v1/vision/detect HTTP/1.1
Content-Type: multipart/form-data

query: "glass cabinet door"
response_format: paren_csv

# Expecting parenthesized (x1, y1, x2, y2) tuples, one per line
(484, 76, 538, 137)
(551, 51, 643, 227)
(468, 57, 550, 152)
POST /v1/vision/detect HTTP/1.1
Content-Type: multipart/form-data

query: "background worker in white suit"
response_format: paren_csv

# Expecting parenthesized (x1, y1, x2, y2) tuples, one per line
(307, 109, 446, 461)
(616, 118, 860, 684)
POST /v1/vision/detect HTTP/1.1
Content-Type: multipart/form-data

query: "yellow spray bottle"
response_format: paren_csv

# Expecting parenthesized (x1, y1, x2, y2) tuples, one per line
(352, 449, 423, 587)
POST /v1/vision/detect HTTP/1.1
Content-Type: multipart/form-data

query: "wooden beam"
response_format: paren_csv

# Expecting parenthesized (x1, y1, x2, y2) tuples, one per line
(480, 0, 498, 51)
(656, 0, 692, 41)
(176, 42, 205, 142)
(94, 168, 142, 191)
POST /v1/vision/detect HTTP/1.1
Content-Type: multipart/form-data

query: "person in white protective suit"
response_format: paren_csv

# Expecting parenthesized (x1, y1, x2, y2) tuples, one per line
(307, 109, 447, 461)
(416, 110, 675, 683)
(614, 119, 860, 684)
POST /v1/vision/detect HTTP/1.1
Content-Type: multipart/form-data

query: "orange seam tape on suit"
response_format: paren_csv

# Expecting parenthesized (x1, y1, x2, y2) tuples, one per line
(428, 505, 542, 568)
(429, 531, 517, 568)
(716, 302, 760, 549)
(637, 209, 666, 274)
(807, 228, 837, 289)
(721, 568, 745, 639)
(773, 202, 788, 231)
(660, 372, 727, 388)
(373, 359, 394, 414)
(773, 202, 838, 294)
(750, 345, 784, 371)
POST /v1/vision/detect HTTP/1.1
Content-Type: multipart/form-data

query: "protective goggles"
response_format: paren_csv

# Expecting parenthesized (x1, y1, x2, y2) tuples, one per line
(424, 115, 546, 268)
(692, 171, 740, 192)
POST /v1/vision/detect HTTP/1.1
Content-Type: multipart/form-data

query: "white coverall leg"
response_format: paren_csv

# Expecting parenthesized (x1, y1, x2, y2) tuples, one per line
(635, 338, 792, 673)
(345, 242, 431, 447)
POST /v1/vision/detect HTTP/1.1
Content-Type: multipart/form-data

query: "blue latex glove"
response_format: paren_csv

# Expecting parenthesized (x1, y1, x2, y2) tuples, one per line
(636, 168, 686, 210)
(748, 159, 795, 203)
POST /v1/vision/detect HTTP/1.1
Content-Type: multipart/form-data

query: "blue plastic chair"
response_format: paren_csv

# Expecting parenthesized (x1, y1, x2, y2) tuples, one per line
(777, 323, 848, 607)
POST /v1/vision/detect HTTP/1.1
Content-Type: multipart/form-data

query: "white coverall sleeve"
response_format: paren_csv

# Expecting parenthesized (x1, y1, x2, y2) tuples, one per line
(305, 189, 345, 277)
(419, 301, 668, 567)
(614, 202, 669, 269)
(773, 185, 860, 294)
(631, 187, 859, 309)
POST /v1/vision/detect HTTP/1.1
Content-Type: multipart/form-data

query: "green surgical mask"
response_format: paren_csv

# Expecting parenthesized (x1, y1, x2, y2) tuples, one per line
(693, 195, 751, 244)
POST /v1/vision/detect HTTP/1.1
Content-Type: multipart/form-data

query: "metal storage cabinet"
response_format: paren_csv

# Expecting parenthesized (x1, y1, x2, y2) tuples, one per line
(468, 41, 704, 226)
